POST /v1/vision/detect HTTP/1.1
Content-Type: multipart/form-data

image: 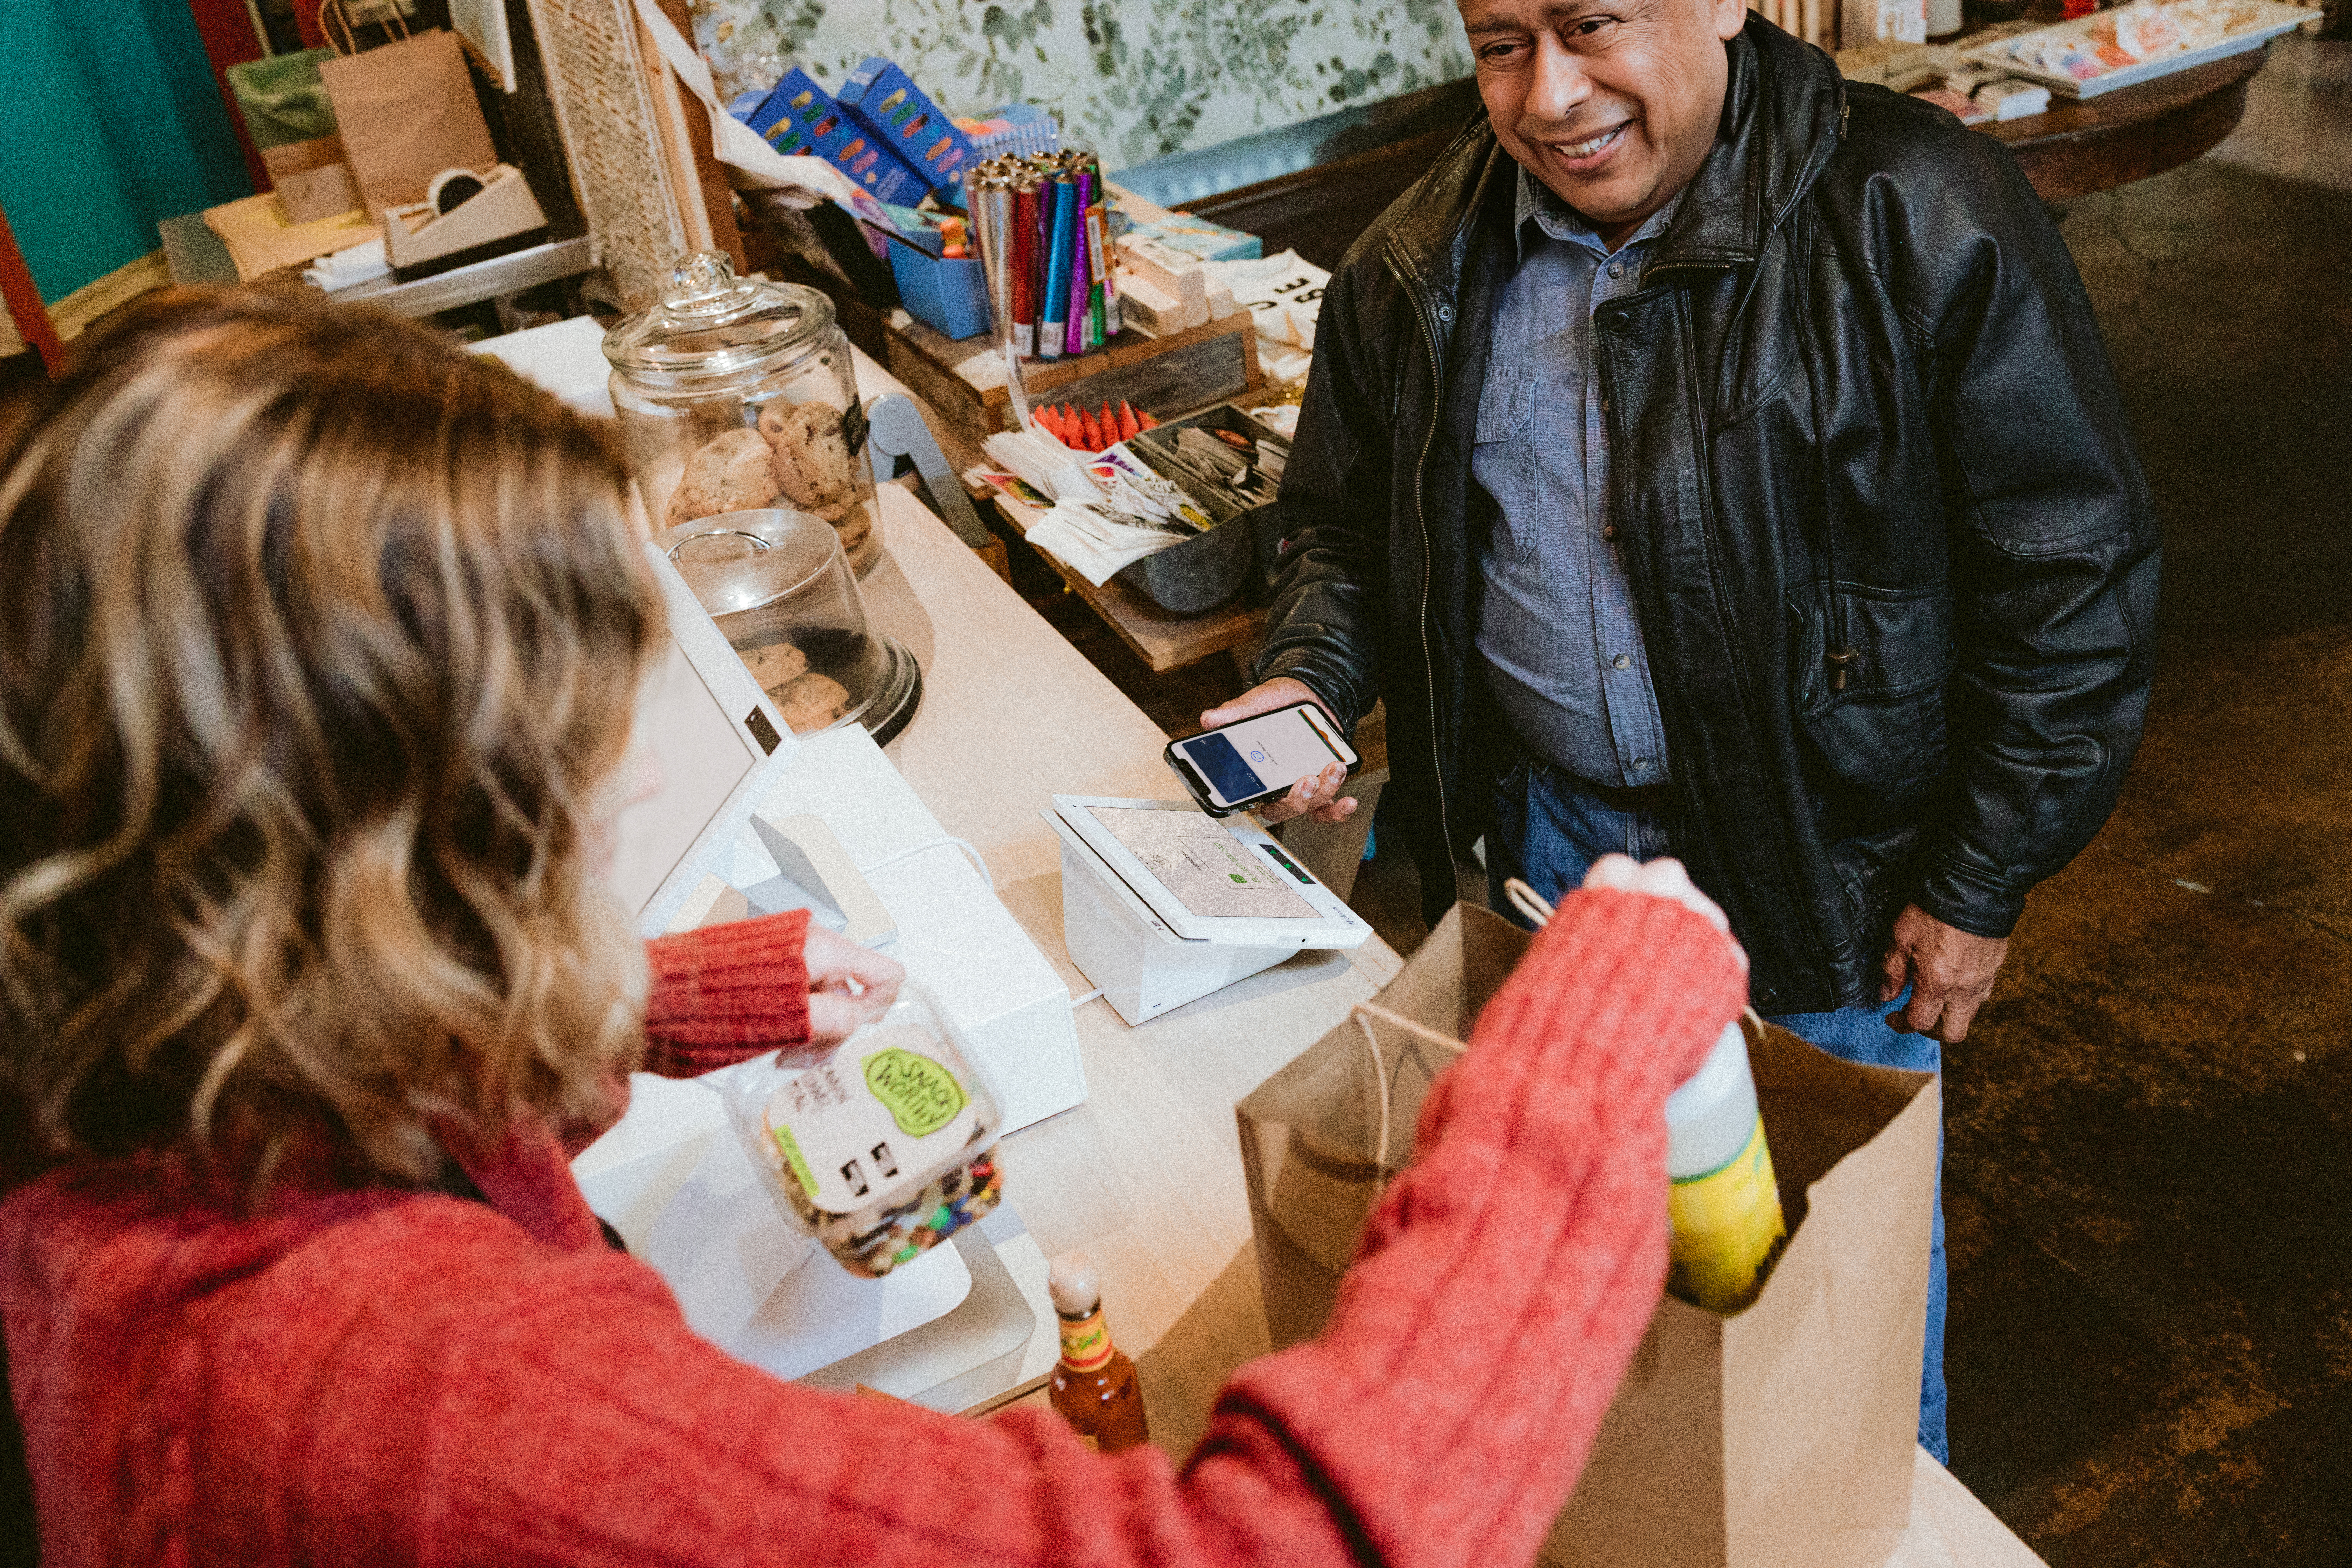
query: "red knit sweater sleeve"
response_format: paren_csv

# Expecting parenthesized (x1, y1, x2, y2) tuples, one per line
(638, 908, 813, 1076)
(1195, 886, 1745, 1564)
(295, 888, 1741, 1568)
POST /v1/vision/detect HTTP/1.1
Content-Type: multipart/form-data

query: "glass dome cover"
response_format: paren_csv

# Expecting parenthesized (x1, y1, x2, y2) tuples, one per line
(602, 252, 839, 390)
(655, 507, 922, 745)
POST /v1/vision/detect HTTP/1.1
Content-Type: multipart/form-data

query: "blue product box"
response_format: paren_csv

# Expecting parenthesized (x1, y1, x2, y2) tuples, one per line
(744, 68, 930, 206)
(952, 102, 1059, 161)
(835, 57, 978, 200)
(884, 237, 991, 341)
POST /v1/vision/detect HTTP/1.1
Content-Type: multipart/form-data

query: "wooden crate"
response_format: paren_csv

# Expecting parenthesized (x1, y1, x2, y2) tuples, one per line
(986, 490, 1264, 675)
(882, 308, 1262, 453)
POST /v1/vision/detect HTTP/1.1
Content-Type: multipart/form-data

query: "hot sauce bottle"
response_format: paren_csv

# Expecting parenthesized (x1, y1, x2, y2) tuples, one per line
(1046, 1251, 1149, 1452)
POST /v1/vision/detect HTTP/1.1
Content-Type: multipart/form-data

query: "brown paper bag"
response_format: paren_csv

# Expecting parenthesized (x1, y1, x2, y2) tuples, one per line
(201, 193, 379, 282)
(263, 136, 362, 225)
(1237, 902, 1938, 1568)
(317, 29, 497, 222)
(1239, 903, 1527, 1347)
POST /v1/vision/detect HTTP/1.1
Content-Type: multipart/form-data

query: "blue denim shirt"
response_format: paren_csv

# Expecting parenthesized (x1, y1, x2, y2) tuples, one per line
(1471, 166, 1680, 789)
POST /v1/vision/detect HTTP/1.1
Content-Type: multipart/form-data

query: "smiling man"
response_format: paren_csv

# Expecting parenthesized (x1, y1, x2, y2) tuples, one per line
(1209, 0, 2161, 1460)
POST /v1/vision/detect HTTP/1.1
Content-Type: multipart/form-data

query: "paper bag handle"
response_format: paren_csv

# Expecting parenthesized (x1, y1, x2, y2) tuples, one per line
(322, 0, 414, 57)
(1350, 923, 1770, 1195)
(1350, 1001, 1468, 1198)
(1501, 877, 1556, 929)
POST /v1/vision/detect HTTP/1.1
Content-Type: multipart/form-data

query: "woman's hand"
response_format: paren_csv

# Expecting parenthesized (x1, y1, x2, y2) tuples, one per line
(1581, 855, 1746, 976)
(804, 926, 904, 1046)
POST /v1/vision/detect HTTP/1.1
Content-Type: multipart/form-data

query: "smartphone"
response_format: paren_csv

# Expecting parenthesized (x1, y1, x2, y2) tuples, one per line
(1163, 701, 1360, 817)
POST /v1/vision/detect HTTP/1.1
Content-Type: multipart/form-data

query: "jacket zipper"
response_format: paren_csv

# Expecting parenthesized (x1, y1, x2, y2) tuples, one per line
(1398, 265, 1456, 865)
(1610, 262, 1830, 997)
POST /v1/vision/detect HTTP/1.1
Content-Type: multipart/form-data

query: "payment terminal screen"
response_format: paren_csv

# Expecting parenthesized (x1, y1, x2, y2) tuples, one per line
(1171, 706, 1349, 806)
(1085, 806, 1317, 920)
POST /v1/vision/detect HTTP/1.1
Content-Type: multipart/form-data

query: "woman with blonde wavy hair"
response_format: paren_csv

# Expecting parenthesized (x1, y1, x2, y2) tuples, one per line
(0, 288, 1751, 1568)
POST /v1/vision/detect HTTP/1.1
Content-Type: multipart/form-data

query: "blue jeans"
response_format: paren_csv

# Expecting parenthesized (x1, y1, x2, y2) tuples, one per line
(1487, 749, 1951, 1463)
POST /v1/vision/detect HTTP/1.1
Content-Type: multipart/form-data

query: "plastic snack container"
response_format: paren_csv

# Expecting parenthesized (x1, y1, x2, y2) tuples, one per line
(725, 981, 1004, 1278)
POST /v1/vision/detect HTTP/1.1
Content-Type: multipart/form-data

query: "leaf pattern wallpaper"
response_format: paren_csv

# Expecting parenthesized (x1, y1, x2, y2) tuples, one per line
(691, 0, 1474, 170)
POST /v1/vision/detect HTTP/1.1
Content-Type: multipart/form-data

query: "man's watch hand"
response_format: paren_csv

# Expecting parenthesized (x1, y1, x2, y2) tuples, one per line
(1199, 678, 1359, 826)
(1878, 905, 2009, 1043)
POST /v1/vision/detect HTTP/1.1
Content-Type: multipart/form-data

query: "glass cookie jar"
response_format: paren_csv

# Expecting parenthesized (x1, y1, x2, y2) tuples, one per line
(604, 252, 881, 576)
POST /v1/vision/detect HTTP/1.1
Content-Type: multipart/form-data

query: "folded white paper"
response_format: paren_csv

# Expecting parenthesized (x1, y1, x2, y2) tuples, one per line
(1024, 502, 1186, 586)
(301, 237, 389, 292)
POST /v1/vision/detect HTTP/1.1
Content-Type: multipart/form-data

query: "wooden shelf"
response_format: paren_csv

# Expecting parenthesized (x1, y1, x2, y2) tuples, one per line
(986, 490, 1262, 675)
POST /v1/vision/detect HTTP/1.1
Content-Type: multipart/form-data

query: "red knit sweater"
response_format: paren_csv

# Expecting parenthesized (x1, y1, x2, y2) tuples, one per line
(1, 892, 1740, 1568)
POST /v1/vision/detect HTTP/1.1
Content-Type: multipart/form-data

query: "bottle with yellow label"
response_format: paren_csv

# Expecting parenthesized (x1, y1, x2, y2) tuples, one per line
(1047, 1251, 1149, 1453)
(1665, 1018, 1788, 1312)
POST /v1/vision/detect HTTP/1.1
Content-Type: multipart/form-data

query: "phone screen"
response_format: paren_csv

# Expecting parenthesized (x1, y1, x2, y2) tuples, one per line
(1171, 705, 1351, 808)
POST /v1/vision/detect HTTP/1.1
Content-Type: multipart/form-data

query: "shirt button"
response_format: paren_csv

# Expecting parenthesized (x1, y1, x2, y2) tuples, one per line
(1608, 262, 1623, 278)
(1632, 757, 1651, 771)
(1612, 653, 1632, 671)
(1603, 524, 1618, 541)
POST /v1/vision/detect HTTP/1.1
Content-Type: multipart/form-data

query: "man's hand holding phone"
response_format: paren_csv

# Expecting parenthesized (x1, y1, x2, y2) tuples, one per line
(1197, 678, 1359, 825)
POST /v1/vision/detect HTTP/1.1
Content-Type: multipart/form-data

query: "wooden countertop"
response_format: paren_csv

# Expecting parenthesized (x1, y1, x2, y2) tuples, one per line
(853, 482, 2044, 1564)
(855, 482, 1402, 1457)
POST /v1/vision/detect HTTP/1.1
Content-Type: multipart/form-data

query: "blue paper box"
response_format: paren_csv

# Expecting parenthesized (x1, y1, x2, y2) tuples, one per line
(885, 238, 991, 341)
(744, 68, 929, 206)
(835, 57, 978, 200)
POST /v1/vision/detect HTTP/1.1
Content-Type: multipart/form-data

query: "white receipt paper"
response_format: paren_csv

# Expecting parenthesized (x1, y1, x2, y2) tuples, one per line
(1084, 806, 1314, 920)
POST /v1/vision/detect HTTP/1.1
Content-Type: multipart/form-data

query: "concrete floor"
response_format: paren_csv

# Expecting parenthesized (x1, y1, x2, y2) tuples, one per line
(1343, 34, 2352, 1564)
(1942, 33, 2352, 1564)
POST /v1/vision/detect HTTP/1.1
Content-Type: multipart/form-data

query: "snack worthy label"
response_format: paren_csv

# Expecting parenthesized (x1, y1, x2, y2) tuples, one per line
(1667, 1113, 1788, 1312)
(763, 1026, 984, 1216)
(863, 1048, 967, 1138)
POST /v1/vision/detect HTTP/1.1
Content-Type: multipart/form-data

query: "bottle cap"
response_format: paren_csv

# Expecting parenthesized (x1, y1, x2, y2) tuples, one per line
(1664, 1019, 1762, 1181)
(1047, 1250, 1101, 1315)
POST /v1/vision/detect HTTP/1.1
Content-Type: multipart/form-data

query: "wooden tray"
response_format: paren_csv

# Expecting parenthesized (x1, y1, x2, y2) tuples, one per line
(881, 308, 1262, 452)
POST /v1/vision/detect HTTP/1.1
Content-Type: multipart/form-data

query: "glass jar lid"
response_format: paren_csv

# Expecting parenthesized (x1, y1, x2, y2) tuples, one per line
(603, 252, 839, 391)
(661, 510, 841, 617)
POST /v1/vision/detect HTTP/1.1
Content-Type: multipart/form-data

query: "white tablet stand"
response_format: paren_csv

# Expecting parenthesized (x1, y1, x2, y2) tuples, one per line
(1048, 798, 1370, 1027)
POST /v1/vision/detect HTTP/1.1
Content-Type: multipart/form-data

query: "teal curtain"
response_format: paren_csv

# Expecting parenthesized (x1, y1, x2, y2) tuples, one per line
(0, 0, 254, 301)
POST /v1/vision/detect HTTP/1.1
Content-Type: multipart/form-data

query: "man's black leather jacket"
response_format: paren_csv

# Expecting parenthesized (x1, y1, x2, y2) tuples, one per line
(1254, 18, 2160, 1012)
